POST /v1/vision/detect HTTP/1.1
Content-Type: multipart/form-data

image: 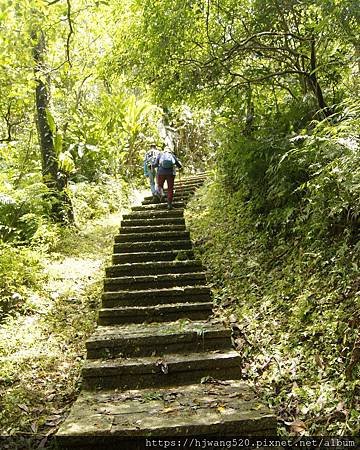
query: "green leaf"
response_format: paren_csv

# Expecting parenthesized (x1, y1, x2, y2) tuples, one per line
(45, 109, 56, 135)
(54, 133, 63, 155)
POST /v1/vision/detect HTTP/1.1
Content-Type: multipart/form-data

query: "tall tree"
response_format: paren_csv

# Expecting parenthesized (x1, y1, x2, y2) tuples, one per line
(32, 29, 73, 223)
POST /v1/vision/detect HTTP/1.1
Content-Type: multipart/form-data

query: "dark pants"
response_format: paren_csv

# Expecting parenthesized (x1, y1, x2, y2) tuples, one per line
(157, 174, 175, 203)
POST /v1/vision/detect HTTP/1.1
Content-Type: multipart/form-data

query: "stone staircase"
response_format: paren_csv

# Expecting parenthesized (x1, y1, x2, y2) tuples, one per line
(56, 174, 276, 449)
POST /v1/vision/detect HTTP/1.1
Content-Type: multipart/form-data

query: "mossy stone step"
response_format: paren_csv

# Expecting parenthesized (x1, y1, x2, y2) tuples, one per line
(82, 350, 241, 390)
(112, 250, 194, 264)
(173, 180, 205, 187)
(160, 189, 196, 197)
(122, 209, 183, 220)
(132, 202, 185, 211)
(170, 189, 199, 195)
(98, 302, 213, 325)
(104, 272, 206, 292)
(106, 260, 203, 277)
(114, 230, 190, 243)
(142, 199, 190, 206)
(144, 187, 198, 196)
(104, 272, 207, 291)
(56, 381, 276, 449)
(102, 286, 211, 307)
(143, 193, 192, 203)
(113, 239, 192, 253)
(175, 173, 207, 179)
(177, 172, 207, 178)
(158, 187, 197, 194)
(120, 224, 186, 234)
(174, 177, 205, 183)
(86, 320, 231, 359)
(121, 217, 186, 227)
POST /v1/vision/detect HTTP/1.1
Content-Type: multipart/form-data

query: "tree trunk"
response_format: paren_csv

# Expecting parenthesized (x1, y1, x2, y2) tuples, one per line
(309, 35, 332, 117)
(33, 31, 74, 224)
(244, 83, 255, 136)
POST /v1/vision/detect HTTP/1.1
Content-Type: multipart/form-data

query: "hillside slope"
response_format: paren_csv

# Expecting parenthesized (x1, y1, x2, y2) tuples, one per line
(186, 178, 359, 436)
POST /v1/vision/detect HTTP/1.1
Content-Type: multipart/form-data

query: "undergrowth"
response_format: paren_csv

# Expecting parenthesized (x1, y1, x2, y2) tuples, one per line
(186, 178, 359, 436)
(0, 214, 121, 448)
(0, 180, 133, 447)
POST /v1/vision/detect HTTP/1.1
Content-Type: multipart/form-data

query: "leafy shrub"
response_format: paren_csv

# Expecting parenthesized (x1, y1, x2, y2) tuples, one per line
(217, 100, 360, 241)
(70, 176, 128, 223)
(0, 182, 53, 244)
(286, 104, 360, 240)
(0, 244, 44, 319)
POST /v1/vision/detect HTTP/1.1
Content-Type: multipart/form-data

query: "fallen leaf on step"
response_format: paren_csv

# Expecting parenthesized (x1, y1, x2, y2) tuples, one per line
(17, 404, 29, 413)
(201, 376, 214, 384)
(161, 407, 179, 414)
(290, 419, 307, 434)
(30, 421, 38, 433)
(315, 354, 324, 369)
(156, 359, 169, 374)
(336, 401, 348, 416)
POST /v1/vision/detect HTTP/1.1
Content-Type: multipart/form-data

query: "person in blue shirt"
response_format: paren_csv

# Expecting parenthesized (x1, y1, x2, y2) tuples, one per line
(154, 148, 182, 209)
(143, 144, 160, 197)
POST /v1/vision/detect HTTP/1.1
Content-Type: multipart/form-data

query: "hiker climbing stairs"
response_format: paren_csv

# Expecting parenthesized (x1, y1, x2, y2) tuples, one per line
(56, 174, 276, 449)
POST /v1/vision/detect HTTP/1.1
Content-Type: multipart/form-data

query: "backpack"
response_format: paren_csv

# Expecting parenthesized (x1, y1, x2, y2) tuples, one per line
(145, 149, 158, 168)
(159, 151, 175, 169)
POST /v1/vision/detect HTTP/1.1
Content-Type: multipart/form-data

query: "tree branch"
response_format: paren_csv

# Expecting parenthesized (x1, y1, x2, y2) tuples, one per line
(224, 31, 311, 62)
(228, 69, 309, 84)
(74, 73, 93, 110)
(66, 0, 74, 67)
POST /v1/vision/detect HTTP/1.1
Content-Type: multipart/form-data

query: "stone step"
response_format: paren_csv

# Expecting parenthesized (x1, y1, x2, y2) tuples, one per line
(113, 239, 192, 254)
(102, 286, 211, 307)
(132, 202, 185, 211)
(121, 217, 185, 227)
(82, 350, 242, 390)
(112, 249, 194, 264)
(142, 198, 191, 206)
(176, 174, 207, 180)
(104, 272, 207, 291)
(175, 173, 207, 180)
(171, 178, 206, 185)
(144, 188, 195, 197)
(163, 185, 197, 192)
(143, 192, 192, 201)
(120, 224, 186, 234)
(56, 380, 276, 449)
(174, 179, 206, 186)
(86, 320, 231, 359)
(106, 260, 203, 277)
(114, 230, 190, 243)
(170, 188, 202, 194)
(177, 172, 207, 178)
(160, 189, 196, 196)
(98, 302, 213, 325)
(122, 209, 183, 220)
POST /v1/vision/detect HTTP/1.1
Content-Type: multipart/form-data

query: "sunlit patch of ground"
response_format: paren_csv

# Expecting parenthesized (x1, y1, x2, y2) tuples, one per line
(0, 213, 123, 439)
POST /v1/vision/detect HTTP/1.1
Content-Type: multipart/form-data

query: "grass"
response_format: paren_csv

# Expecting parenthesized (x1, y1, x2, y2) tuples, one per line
(0, 213, 122, 446)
